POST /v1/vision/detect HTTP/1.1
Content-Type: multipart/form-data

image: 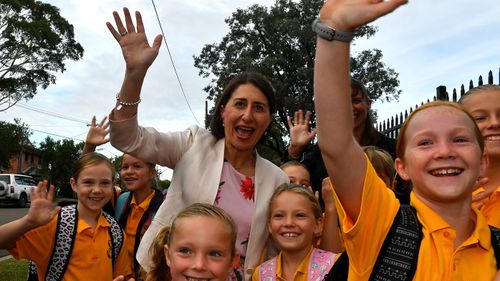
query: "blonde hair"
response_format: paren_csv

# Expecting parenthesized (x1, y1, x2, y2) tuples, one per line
(268, 183, 322, 221)
(146, 203, 238, 281)
(363, 146, 395, 187)
(71, 152, 114, 181)
(280, 160, 308, 171)
(459, 84, 500, 104)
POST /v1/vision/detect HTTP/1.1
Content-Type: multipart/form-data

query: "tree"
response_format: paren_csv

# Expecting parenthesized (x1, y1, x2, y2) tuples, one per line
(0, 0, 84, 110)
(0, 119, 32, 169)
(194, 0, 401, 162)
(38, 136, 83, 198)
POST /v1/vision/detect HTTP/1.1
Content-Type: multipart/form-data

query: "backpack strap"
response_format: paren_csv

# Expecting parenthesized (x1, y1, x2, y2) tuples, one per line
(258, 256, 277, 281)
(369, 205, 422, 281)
(45, 204, 78, 281)
(103, 211, 124, 268)
(132, 189, 164, 275)
(489, 225, 500, 270)
(307, 248, 336, 281)
(26, 261, 38, 281)
(323, 205, 422, 281)
(115, 191, 131, 223)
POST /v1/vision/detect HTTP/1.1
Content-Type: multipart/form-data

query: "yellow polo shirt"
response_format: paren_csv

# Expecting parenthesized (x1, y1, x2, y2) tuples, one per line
(10, 211, 132, 281)
(124, 191, 155, 264)
(332, 158, 497, 281)
(473, 185, 500, 228)
(252, 246, 313, 281)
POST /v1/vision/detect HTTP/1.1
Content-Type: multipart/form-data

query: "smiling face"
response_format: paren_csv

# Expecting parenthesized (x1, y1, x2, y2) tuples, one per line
(120, 154, 155, 192)
(221, 83, 272, 152)
(70, 163, 114, 217)
(268, 191, 322, 255)
(165, 216, 238, 281)
(351, 86, 371, 132)
(461, 89, 500, 161)
(395, 106, 486, 205)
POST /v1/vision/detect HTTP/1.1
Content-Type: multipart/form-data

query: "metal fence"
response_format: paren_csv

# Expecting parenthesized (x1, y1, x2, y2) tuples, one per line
(376, 68, 499, 139)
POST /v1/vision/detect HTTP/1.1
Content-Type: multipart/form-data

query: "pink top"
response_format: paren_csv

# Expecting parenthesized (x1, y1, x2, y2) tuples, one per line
(215, 161, 255, 276)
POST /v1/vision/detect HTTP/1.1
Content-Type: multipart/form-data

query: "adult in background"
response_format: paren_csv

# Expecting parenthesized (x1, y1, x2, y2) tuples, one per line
(286, 79, 399, 205)
(106, 8, 288, 281)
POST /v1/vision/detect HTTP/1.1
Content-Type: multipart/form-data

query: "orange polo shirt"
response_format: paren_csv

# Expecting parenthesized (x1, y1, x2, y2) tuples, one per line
(332, 157, 497, 281)
(252, 246, 313, 281)
(473, 185, 500, 228)
(10, 211, 132, 281)
(124, 191, 155, 264)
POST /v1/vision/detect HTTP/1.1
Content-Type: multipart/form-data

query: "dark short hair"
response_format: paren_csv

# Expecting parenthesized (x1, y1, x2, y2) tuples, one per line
(209, 72, 277, 139)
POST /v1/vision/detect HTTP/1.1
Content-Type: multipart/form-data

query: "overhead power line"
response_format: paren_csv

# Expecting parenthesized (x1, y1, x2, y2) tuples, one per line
(15, 103, 90, 125)
(150, 0, 201, 125)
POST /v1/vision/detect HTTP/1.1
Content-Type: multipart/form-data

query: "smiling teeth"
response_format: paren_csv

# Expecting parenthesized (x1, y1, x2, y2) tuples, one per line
(485, 135, 500, 141)
(431, 168, 461, 176)
(283, 233, 298, 237)
(187, 278, 209, 281)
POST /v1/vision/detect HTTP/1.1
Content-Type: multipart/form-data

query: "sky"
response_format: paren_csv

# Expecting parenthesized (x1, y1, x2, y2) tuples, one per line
(2, 0, 500, 180)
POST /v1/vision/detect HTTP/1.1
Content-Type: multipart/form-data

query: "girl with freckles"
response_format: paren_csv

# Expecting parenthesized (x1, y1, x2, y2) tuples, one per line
(313, 0, 498, 279)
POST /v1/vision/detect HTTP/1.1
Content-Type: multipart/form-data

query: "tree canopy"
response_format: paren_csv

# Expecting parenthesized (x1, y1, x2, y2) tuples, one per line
(0, 119, 32, 170)
(194, 0, 401, 163)
(0, 0, 84, 110)
(38, 136, 83, 197)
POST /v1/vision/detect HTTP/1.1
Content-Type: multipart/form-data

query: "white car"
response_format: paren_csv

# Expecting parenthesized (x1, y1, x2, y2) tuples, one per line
(0, 174, 36, 207)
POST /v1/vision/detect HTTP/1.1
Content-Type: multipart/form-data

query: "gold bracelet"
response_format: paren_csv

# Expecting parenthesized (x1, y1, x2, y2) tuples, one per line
(115, 93, 141, 110)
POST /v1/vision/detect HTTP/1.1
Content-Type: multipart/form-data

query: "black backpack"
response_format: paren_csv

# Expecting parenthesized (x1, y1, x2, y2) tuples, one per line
(324, 205, 500, 281)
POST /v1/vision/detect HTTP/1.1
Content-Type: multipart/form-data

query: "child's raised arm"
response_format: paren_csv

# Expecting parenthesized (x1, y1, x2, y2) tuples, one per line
(82, 115, 110, 155)
(314, 0, 406, 220)
(0, 181, 61, 249)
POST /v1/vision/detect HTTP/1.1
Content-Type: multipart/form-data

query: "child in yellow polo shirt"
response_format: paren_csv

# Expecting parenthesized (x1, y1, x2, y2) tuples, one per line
(115, 154, 164, 279)
(0, 152, 133, 281)
(253, 183, 336, 281)
(313, 0, 498, 280)
(460, 85, 500, 228)
(83, 116, 164, 280)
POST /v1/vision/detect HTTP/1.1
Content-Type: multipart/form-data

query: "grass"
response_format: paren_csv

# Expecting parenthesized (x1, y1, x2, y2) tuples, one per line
(0, 257, 29, 281)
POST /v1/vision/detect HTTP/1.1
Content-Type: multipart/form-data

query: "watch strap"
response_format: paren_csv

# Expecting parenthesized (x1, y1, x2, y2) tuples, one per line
(312, 19, 354, 42)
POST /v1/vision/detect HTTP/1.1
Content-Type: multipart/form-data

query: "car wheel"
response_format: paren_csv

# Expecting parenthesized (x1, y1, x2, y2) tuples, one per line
(18, 194, 27, 208)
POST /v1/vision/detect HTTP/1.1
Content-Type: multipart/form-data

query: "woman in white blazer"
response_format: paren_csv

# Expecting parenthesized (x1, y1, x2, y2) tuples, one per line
(106, 8, 288, 281)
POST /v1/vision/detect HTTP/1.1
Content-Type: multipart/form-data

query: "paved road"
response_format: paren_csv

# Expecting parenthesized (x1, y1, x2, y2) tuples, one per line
(0, 205, 29, 258)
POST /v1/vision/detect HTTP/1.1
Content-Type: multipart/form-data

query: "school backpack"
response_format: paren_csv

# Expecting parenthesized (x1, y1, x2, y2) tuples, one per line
(324, 205, 500, 281)
(27, 204, 124, 281)
(258, 248, 336, 281)
(114, 189, 164, 277)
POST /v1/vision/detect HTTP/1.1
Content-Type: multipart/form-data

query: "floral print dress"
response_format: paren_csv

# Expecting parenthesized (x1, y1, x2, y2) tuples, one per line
(215, 161, 255, 280)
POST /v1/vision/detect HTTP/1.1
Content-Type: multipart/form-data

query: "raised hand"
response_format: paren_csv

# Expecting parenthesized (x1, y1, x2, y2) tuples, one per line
(319, 0, 408, 32)
(25, 181, 61, 229)
(472, 176, 490, 209)
(321, 177, 336, 212)
(86, 116, 110, 147)
(106, 7, 162, 74)
(288, 110, 316, 158)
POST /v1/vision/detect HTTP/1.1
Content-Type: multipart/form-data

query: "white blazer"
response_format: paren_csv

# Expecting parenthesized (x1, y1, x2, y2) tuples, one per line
(110, 116, 289, 280)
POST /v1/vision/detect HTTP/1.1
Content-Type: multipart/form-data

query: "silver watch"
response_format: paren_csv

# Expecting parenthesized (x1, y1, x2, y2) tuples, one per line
(312, 19, 354, 42)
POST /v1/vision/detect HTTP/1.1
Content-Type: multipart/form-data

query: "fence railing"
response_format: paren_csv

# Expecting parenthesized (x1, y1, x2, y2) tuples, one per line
(377, 68, 499, 140)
